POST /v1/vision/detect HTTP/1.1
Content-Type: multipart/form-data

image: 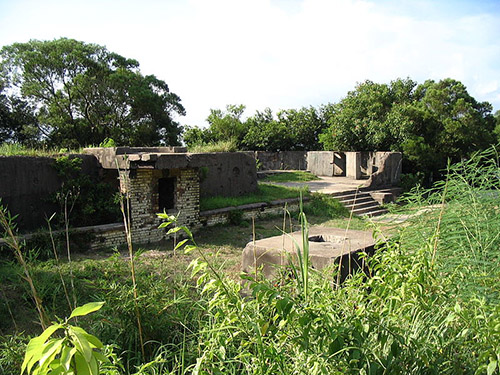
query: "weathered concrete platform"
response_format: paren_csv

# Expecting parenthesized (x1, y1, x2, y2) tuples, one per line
(265, 175, 369, 194)
(242, 226, 376, 282)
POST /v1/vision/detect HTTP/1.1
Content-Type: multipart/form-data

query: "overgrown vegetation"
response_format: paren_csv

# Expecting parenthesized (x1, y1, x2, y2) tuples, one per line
(0, 143, 64, 157)
(199, 184, 310, 211)
(260, 170, 320, 183)
(1, 147, 499, 374)
(52, 155, 120, 227)
(187, 139, 238, 153)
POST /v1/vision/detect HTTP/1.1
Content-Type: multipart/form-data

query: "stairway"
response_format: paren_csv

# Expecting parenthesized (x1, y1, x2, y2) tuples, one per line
(331, 189, 388, 217)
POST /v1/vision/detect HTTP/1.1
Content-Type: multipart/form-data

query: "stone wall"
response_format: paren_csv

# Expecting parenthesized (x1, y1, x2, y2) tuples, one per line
(306, 151, 335, 176)
(200, 152, 257, 198)
(306, 151, 401, 186)
(0, 154, 102, 230)
(199, 198, 307, 227)
(255, 151, 307, 171)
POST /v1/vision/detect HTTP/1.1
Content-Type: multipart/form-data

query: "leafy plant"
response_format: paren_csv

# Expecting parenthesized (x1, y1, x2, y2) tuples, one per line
(53, 155, 120, 227)
(260, 171, 319, 183)
(200, 184, 309, 211)
(21, 302, 110, 375)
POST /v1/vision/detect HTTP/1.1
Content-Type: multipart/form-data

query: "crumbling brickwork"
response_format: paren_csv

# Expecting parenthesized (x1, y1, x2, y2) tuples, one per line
(118, 167, 200, 245)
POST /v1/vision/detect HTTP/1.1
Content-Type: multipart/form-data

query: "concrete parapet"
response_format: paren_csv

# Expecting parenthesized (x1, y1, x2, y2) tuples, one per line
(242, 226, 375, 282)
(255, 151, 307, 171)
(346, 152, 362, 179)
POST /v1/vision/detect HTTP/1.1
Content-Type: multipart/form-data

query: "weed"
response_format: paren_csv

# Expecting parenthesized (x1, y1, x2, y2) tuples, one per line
(200, 184, 310, 211)
(260, 171, 320, 183)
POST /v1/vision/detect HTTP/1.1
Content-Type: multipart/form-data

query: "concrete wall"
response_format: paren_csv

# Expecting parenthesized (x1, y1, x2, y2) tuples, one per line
(0, 155, 100, 231)
(306, 151, 401, 185)
(306, 151, 334, 176)
(346, 152, 362, 179)
(200, 152, 258, 198)
(366, 152, 402, 188)
(255, 151, 307, 171)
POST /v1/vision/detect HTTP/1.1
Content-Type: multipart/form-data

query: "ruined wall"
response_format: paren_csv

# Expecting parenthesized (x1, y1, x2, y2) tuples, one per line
(121, 167, 200, 245)
(306, 151, 334, 176)
(200, 152, 258, 198)
(255, 151, 307, 171)
(0, 155, 101, 230)
(366, 152, 403, 188)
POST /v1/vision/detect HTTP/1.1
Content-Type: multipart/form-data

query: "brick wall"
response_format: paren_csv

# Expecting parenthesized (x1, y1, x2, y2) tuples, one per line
(199, 198, 306, 227)
(118, 167, 200, 245)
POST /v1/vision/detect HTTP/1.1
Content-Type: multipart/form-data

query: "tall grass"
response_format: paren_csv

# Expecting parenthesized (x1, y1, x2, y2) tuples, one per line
(0, 143, 64, 157)
(3, 146, 499, 374)
(157, 145, 500, 374)
(200, 184, 310, 211)
(188, 140, 238, 153)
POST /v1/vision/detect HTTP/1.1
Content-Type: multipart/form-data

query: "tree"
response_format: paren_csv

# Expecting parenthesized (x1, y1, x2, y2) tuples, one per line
(0, 38, 185, 148)
(242, 107, 327, 151)
(493, 110, 500, 142)
(0, 88, 40, 146)
(182, 124, 213, 148)
(206, 104, 247, 144)
(319, 78, 417, 151)
(320, 78, 496, 176)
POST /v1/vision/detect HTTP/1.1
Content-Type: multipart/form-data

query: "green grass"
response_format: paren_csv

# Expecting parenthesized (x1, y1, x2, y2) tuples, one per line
(5, 147, 500, 374)
(188, 140, 238, 153)
(0, 143, 74, 157)
(200, 183, 310, 211)
(260, 170, 320, 183)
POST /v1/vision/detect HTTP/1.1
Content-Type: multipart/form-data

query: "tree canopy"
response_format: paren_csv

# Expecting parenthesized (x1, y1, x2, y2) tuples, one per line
(0, 38, 185, 148)
(183, 105, 328, 152)
(319, 78, 496, 175)
(242, 107, 327, 151)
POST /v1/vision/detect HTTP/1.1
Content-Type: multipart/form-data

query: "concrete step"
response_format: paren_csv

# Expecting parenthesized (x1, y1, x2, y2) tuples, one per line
(351, 204, 384, 215)
(345, 200, 381, 210)
(333, 192, 372, 201)
(330, 189, 362, 198)
(359, 208, 389, 217)
(338, 196, 373, 205)
(331, 189, 390, 218)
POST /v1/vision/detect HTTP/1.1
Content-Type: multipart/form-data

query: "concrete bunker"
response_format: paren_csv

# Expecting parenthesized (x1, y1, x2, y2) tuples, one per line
(84, 147, 258, 245)
(242, 226, 376, 283)
(307, 151, 402, 187)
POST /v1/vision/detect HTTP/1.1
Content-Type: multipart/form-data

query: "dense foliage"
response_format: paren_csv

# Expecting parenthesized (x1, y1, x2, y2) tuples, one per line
(319, 78, 497, 177)
(1, 147, 499, 374)
(0, 38, 185, 148)
(183, 105, 328, 151)
(52, 155, 120, 227)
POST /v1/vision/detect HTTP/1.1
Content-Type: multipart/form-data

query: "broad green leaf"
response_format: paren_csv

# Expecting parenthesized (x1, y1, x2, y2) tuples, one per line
(71, 326, 103, 349)
(487, 360, 497, 375)
(22, 337, 45, 374)
(69, 302, 105, 319)
(74, 352, 91, 375)
(184, 245, 197, 254)
(89, 355, 99, 375)
(37, 324, 64, 344)
(69, 328, 92, 362)
(21, 323, 62, 375)
(60, 346, 76, 371)
(180, 226, 193, 238)
(39, 338, 64, 367)
(174, 238, 189, 251)
(167, 226, 183, 235)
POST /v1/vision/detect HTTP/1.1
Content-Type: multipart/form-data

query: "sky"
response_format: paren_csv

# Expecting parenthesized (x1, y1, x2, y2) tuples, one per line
(1, 0, 499, 127)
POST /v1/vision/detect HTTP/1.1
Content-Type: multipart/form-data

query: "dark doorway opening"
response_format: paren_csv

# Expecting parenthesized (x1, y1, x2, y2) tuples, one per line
(159, 177, 176, 211)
